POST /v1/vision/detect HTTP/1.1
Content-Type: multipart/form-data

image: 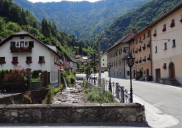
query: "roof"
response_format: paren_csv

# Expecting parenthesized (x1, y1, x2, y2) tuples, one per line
(66, 54, 77, 63)
(75, 55, 81, 58)
(101, 52, 107, 57)
(148, 1, 182, 28)
(0, 31, 62, 58)
(106, 31, 137, 52)
(82, 57, 88, 60)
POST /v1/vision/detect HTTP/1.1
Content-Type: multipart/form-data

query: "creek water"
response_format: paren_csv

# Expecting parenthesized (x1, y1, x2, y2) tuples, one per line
(52, 82, 88, 104)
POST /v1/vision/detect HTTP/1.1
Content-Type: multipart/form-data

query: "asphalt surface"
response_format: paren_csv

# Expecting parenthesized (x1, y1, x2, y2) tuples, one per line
(101, 72, 182, 128)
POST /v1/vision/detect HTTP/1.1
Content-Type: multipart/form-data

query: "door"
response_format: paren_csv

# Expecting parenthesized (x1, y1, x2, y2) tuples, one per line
(171, 63, 175, 78)
(156, 69, 161, 82)
(20, 41, 24, 48)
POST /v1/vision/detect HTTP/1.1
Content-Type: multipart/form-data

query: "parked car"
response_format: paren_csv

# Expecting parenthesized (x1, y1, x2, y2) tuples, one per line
(101, 69, 104, 73)
(89, 74, 97, 79)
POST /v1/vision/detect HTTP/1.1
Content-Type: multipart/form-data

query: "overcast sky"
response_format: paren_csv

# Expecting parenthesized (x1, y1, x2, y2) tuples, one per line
(28, 0, 101, 3)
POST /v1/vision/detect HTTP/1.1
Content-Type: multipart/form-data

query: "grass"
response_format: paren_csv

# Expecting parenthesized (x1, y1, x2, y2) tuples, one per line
(31, 77, 40, 82)
(84, 87, 116, 104)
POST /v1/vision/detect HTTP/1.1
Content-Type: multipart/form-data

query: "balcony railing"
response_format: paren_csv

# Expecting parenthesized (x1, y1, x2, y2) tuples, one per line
(10, 47, 32, 53)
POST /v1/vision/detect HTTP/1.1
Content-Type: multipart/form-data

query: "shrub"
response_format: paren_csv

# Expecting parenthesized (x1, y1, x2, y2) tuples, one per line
(46, 85, 54, 104)
(83, 78, 86, 88)
(3, 66, 27, 83)
(32, 70, 39, 78)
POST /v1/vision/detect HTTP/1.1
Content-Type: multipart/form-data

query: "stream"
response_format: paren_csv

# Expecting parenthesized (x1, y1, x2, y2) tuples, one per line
(52, 82, 88, 104)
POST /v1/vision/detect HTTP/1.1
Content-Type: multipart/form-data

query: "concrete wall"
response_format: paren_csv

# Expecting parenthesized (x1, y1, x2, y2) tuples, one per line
(0, 103, 145, 123)
(151, 7, 182, 84)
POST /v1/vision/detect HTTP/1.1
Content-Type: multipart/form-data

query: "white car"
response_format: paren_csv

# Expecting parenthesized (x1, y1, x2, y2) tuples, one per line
(89, 74, 97, 79)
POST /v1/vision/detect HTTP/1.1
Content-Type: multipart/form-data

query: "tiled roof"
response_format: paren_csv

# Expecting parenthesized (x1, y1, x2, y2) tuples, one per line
(106, 31, 137, 52)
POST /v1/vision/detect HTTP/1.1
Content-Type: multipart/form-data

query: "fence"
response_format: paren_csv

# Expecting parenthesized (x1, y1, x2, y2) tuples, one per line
(87, 77, 131, 103)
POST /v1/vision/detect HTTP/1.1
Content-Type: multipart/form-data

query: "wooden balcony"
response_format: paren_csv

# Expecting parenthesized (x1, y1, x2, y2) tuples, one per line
(10, 47, 32, 53)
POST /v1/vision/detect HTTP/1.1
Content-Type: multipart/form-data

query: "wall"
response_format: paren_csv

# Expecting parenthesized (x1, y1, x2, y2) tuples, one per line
(151, 7, 182, 83)
(101, 53, 107, 69)
(0, 103, 145, 123)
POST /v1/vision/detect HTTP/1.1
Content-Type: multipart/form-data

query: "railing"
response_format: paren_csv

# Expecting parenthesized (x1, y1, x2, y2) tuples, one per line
(11, 47, 32, 52)
(0, 82, 27, 93)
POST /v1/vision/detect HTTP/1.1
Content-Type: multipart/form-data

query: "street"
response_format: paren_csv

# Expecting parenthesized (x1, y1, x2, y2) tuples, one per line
(101, 72, 182, 128)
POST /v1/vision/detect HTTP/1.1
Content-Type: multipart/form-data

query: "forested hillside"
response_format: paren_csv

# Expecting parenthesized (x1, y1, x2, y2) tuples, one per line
(12, 0, 149, 40)
(89, 0, 182, 50)
(0, 0, 96, 56)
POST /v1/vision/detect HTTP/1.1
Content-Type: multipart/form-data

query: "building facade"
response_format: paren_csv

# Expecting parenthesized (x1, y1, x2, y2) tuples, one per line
(0, 31, 62, 85)
(107, 29, 136, 78)
(101, 52, 107, 70)
(149, 2, 182, 84)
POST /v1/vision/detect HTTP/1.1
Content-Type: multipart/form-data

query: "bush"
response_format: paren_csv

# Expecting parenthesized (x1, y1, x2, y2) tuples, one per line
(46, 85, 54, 104)
(83, 78, 86, 88)
(32, 70, 39, 78)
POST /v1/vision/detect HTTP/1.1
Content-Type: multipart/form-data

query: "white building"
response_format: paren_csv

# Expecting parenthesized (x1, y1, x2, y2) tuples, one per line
(0, 30, 62, 85)
(101, 52, 107, 70)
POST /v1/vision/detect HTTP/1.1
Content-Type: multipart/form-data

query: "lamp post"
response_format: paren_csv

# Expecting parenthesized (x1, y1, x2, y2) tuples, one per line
(127, 53, 135, 103)
(107, 62, 112, 92)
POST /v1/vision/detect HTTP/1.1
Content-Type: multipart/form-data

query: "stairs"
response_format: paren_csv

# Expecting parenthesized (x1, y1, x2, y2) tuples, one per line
(159, 78, 181, 86)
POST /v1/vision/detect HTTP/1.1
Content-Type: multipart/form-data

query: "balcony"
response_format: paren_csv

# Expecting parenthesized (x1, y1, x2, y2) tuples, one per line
(10, 47, 32, 53)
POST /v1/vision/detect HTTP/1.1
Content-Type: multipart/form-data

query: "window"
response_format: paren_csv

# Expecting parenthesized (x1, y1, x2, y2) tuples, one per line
(148, 31, 150, 37)
(140, 37, 141, 42)
(170, 19, 175, 27)
(20, 36, 24, 39)
(163, 24, 166, 32)
(127, 71, 130, 76)
(103, 63, 104, 66)
(39, 56, 44, 62)
(103, 59, 104, 61)
(144, 56, 146, 59)
(133, 49, 134, 54)
(27, 57, 32, 61)
(155, 46, 157, 53)
(149, 54, 151, 58)
(13, 57, 18, 62)
(136, 39, 138, 44)
(20, 41, 24, 48)
(11, 42, 15, 47)
(29, 41, 34, 47)
(164, 42, 167, 50)
(172, 39, 176, 47)
(143, 34, 145, 39)
(0, 57, 5, 62)
(140, 57, 142, 60)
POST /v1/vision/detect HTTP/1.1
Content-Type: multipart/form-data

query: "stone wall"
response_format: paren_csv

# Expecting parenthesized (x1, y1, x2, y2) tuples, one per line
(0, 103, 145, 123)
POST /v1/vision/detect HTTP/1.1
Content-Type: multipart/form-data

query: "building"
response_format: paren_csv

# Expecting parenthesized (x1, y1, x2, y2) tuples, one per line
(65, 54, 78, 71)
(107, 29, 137, 78)
(75, 55, 81, 61)
(0, 30, 62, 85)
(149, 1, 182, 85)
(101, 52, 107, 70)
(129, 27, 153, 80)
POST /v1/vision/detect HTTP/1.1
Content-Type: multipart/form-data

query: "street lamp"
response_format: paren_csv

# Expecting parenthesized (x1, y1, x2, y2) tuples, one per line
(107, 62, 112, 92)
(127, 53, 135, 103)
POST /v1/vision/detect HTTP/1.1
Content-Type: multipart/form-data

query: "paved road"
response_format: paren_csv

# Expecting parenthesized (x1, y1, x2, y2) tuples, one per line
(101, 72, 182, 128)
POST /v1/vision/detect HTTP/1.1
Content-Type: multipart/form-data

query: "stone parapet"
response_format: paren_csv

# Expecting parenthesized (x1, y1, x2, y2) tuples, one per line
(0, 103, 145, 123)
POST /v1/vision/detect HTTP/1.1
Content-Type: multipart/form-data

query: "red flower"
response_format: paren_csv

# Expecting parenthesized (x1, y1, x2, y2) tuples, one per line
(180, 19, 182, 22)
(147, 44, 150, 47)
(147, 57, 150, 60)
(169, 22, 175, 27)
(139, 60, 142, 63)
(142, 59, 146, 61)
(153, 33, 156, 37)
(162, 27, 166, 32)
(135, 61, 138, 64)
(163, 65, 166, 69)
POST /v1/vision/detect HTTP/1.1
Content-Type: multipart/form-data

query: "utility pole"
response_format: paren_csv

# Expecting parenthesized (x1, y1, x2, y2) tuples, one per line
(98, 38, 102, 86)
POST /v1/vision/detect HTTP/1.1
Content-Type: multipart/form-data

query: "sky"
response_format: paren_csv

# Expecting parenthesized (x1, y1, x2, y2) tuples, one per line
(28, 0, 101, 3)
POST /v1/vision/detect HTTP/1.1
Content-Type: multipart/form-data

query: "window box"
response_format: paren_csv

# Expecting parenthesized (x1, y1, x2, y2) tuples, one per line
(135, 61, 138, 64)
(38, 61, 45, 64)
(162, 27, 166, 32)
(153, 33, 156, 37)
(142, 46, 146, 50)
(139, 60, 142, 63)
(0, 61, 6, 64)
(55, 62, 57, 65)
(142, 59, 146, 62)
(163, 64, 166, 69)
(10, 47, 32, 52)
(169, 22, 175, 27)
(180, 19, 182, 22)
(26, 60, 32, 64)
(147, 57, 151, 60)
(11, 61, 19, 64)
(135, 50, 138, 53)
(147, 44, 150, 47)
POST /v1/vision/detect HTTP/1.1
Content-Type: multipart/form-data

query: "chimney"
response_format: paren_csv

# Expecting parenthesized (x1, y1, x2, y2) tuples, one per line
(24, 27, 28, 32)
(132, 29, 135, 32)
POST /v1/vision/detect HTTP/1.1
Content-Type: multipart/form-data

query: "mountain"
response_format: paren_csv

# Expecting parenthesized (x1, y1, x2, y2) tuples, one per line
(89, 0, 182, 50)
(12, 0, 149, 40)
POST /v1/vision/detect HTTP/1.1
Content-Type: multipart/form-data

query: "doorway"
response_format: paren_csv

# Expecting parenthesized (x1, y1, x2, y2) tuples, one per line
(156, 69, 161, 82)
(169, 62, 175, 78)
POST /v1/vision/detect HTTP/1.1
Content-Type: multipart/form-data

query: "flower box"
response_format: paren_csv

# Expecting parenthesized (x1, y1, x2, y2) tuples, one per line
(162, 27, 166, 32)
(147, 57, 151, 60)
(142, 59, 146, 62)
(163, 65, 166, 69)
(55, 62, 57, 65)
(139, 60, 142, 63)
(142, 46, 146, 50)
(169, 22, 175, 27)
(26, 60, 32, 64)
(135, 50, 138, 53)
(147, 44, 150, 47)
(180, 19, 182, 22)
(0, 61, 6, 64)
(153, 33, 156, 37)
(38, 61, 45, 64)
(135, 61, 138, 64)
(11, 61, 19, 64)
